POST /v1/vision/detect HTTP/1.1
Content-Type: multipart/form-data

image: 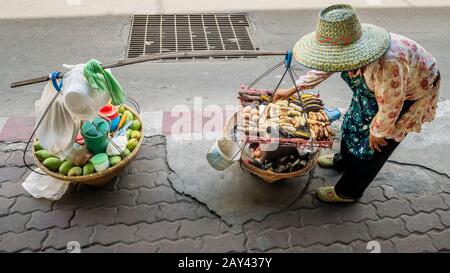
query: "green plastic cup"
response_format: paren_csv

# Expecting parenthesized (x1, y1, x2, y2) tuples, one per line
(81, 117, 110, 154)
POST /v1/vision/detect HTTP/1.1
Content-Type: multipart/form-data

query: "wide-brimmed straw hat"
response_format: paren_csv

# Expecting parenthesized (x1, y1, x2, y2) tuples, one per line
(293, 4, 391, 72)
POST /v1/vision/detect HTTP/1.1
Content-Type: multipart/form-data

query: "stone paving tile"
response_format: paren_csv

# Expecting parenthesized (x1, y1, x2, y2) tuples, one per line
(374, 199, 414, 218)
(244, 211, 302, 232)
(349, 239, 396, 253)
(94, 189, 138, 207)
(358, 187, 386, 204)
(91, 224, 137, 245)
(83, 244, 117, 253)
(0, 181, 28, 198)
(0, 167, 26, 183)
(328, 222, 371, 244)
(10, 195, 52, 214)
(301, 207, 341, 226)
(27, 210, 73, 230)
(286, 243, 352, 253)
(429, 229, 450, 251)
(136, 144, 167, 161)
(158, 239, 203, 253)
(366, 218, 409, 239)
(129, 158, 169, 174)
(287, 193, 319, 210)
(117, 172, 170, 190)
(401, 212, 444, 233)
(0, 230, 46, 252)
(440, 193, 450, 207)
(115, 241, 159, 253)
(0, 213, 31, 234)
(43, 226, 94, 249)
(115, 205, 159, 225)
(436, 209, 450, 227)
(137, 185, 178, 205)
(135, 221, 179, 242)
(0, 196, 15, 216)
(288, 226, 332, 247)
(54, 192, 98, 211)
(157, 201, 202, 221)
(201, 233, 246, 253)
(337, 203, 379, 223)
(6, 151, 33, 167)
(390, 234, 436, 253)
(0, 152, 10, 167)
(179, 218, 223, 238)
(1, 136, 450, 253)
(72, 207, 116, 227)
(246, 229, 290, 251)
(407, 195, 447, 213)
(380, 185, 399, 199)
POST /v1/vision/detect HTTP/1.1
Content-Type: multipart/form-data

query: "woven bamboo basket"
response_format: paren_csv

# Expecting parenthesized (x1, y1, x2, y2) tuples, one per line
(32, 105, 143, 186)
(240, 151, 319, 183)
(224, 111, 319, 183)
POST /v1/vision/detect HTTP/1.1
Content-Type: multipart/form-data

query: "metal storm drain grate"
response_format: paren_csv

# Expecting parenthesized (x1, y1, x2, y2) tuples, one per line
(127, 13, 258, 59)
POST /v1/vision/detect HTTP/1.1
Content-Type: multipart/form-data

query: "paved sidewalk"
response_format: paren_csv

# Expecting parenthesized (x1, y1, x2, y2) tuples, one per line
(3, 0, 450, 19)
(0, 135, 449, 253)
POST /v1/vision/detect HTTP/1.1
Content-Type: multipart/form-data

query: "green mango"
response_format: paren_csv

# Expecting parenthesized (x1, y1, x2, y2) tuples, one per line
(131, 130, 141, 140)
(83, 162, 95, 176)
(33, 141, 44, 151)
(124, 110, 134, 122)
(35, 150, 53, 162)
(68, 166, 82, 177)
(127, 138, 138, 152)
(109, 155, 122, 166)
(43, 157, 63, 171)
(126, 129, 132, 140)
(59, 161, 74, 176)
(122, 148, 131, 158)
(131, 120, 141, 131)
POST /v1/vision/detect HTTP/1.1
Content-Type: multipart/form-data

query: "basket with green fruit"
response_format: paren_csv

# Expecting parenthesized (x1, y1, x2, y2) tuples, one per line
(32, 104, 143, 186)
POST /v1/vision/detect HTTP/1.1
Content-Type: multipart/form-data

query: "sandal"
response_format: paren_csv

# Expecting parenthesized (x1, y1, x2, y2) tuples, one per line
(316, 186, 355, 203)
(317, 153, 335, 168)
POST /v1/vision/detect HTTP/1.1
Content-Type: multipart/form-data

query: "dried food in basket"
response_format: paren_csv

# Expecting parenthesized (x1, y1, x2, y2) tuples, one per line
(242, 143, 312, 173)
(237, 89, 335, 143)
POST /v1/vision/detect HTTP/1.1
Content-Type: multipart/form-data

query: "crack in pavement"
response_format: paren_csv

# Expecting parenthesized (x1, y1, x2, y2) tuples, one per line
(387, 160, 450, 180)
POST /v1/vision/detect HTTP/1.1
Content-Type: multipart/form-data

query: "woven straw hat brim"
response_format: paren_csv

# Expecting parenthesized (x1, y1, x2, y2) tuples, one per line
(293, 24, 391, 72)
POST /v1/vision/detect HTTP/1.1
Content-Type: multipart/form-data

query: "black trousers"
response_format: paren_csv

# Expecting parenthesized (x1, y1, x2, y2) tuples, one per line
(333, 138, 400, 198)
(332, 98, 419, 199)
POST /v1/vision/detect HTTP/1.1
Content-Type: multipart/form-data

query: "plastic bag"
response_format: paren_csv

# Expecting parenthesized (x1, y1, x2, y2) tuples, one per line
(22, 169, 69, 200)
(83, 59, 126, 106)
(63, 64, 110, 121)
(35, 81, 79, 157)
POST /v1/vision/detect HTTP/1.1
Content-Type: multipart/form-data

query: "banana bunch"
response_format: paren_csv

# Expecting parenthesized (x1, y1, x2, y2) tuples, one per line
(308, 110, 334, 140)
(301, 94, 324, 112)
(263, 100, 310, 139)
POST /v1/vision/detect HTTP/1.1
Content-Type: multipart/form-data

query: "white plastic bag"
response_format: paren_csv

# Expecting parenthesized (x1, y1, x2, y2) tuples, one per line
(62, 64, 110, 121)
(35, 80, 79, 156)
(22, 169, 69, 200)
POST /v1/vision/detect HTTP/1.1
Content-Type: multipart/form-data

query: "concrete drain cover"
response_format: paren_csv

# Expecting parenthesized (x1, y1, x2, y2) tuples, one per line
(127, 13, 258, 59)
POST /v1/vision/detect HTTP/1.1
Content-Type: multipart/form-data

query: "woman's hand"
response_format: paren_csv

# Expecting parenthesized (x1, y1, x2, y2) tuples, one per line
(273, 88, 295, 101)
(369, 133, 388, 152)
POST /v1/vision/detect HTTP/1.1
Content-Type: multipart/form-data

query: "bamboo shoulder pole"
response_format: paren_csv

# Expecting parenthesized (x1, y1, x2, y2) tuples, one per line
(10, 50, 286, 88)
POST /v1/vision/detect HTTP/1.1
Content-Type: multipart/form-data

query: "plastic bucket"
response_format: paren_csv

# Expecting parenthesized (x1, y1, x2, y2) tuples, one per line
(207, 138, 241, 171)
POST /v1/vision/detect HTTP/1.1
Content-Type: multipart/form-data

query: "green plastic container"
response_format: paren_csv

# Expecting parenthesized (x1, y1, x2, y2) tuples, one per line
(81, 117, 110, 155)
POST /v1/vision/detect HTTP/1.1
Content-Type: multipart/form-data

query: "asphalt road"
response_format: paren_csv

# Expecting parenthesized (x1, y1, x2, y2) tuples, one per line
(1, 7, 448, 117)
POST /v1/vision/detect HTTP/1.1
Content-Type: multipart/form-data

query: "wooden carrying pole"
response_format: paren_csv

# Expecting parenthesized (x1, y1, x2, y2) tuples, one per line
(10, 50, 286, 88)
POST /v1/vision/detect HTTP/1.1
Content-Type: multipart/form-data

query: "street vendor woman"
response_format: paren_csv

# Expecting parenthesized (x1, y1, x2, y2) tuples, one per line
(274, 4, 441, 203)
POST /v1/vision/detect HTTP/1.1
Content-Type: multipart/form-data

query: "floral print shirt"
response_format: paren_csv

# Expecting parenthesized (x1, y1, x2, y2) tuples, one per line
(296, 33, 440, 142)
